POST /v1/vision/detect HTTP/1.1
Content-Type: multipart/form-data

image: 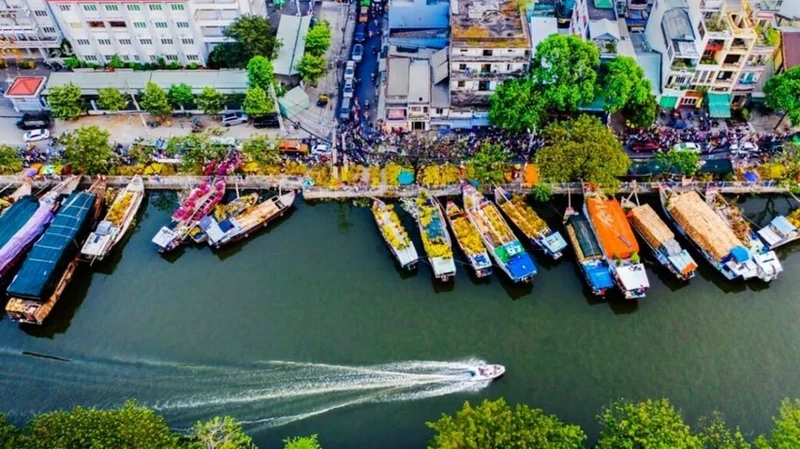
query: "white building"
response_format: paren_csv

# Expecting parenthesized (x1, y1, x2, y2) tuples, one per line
(0, 0, 62, 59)
(47, 0, 265, 66)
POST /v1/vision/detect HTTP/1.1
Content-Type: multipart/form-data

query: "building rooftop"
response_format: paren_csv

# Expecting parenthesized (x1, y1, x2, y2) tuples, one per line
(43, 70, 248, 96)
(782, 30, 800, 71)
(630, 33, 662, 95)
(6, 76, 45, 97)
(529, 17, 558, 50)
(408, 61, 431, 103)
(273, 15, 311, 77)
(431, 82, 450, 108)
(450, 0, 530, 48)
(587, 0, 617, 21)
(389, 0, 450, 30)
(778, 0, 800, 20)
(387, 58, 411, 98)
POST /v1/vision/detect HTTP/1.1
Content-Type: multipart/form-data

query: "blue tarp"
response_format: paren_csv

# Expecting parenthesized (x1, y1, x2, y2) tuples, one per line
(731, 245, 750, 263)
(398, 170, 414, 185)
(586, 263, 614, 290)
(744, 171, 759, 182)
(0, 196, 38, 249)
(506, 252, 537, 281)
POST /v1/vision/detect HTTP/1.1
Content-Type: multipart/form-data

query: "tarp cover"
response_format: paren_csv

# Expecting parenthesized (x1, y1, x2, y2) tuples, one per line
(568, 214, 602, 259)
(0, 196, 38, 250)
(0, 197, 54, 277)
(586, 197, 639, 260)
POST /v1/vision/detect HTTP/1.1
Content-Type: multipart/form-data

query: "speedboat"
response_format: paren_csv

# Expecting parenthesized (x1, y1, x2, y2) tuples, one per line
(467, 364, 505, 381)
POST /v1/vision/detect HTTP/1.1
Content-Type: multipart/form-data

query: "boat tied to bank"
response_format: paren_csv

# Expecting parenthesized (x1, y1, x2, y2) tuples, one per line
(584, 191, 649, 299)
(660, 188, 760, 281)
(372, 199, 419, 270)
(444, 201, 492, 278)
(757, 215, 799, 250)
(6, 180, 105, 325)
(626, 203, 698, 281)
(204, 190, 296, 248)
(81, 176, 145, 263)
(463, 184, 536, 283)
(0, 181, 32, 216)
(152, 178, 226, 253)
(563, 204, 614, 296)
(494, 186, 567, 260)
(408, 192, 456, 281)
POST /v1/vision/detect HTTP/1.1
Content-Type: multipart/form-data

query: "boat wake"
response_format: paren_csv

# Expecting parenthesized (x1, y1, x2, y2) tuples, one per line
(0, 350, 491, 429)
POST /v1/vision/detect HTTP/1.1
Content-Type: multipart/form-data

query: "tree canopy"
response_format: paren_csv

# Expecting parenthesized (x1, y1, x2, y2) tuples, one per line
(427, 398, 586, 449)
(61, 125, 114, 174)
(167, 134, 227, 173)
(169, 83, 194, 109)
(304, 21, 331, 57)
(140, 82, 172, 118)
(283, 435, 323, 449)
(241, 135, 279, 165)
(47, 82, 84, 120)
(597, 399, 701, 449)
(655, 149, 700, 177)
(754, 399, 800, 449)
(0, 144, 22, 174)
(246, 56, 275, 92)
(536, 114, 630, 186)
(697, 412, 751, 449)
(192, 416, 256, 449)
(243, 87, 274, 117)
(489, 78, 546, 133)
(764, 66, 800, 127)
(296, 54, 327, 86)
(531, 34, 600, 112)
(196, 87, 227, 116)
(601, 56, 653, 114)
(624, 92, 658, 129)
(207, 15, 278, 68)
(469, 143, 511, 185)
(97, 87, 128, 112)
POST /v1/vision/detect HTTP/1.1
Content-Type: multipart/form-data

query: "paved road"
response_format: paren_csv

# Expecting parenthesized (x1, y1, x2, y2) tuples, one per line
(342, 0, 382, 127)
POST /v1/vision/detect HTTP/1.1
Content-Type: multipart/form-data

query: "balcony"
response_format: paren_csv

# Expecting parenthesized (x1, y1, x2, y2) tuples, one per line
(700, 0, 722, 8)
(0, 37, 60, 48)
(450, 54, 529, 63)
(450, 68, 523, 81)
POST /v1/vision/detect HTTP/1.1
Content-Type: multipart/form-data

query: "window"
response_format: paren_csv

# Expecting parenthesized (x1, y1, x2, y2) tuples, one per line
(186, 54, 199, 61)
(122, 55, 130, 61)
(105, 4, 119, 11)
(104, 54, 115, 61)
(98, 38, 112, 45)
(134, 55, 140, 61)
(140, 38, 153, 45)
(435, 108, 444, 115)
(155, 21, 168, 28)
(150, 55, 159, 61)
(482, 49, 492, 56)
(176, 21, 189, 28)
(42, 27, 56, 33)
(165, 54, 178, 61)
(84, 55, 98, 61)
(83, 4, 97, 11)
(76, 39, 90, 45)
(161, 38, 173, 45)
(34, 10, 47, 17)
(69, 22, 82, 29)
(681, 97, 698, 107)
(457, 80, 465, 87)
(181, 38, 194, 45)
(459, 48, 468, 53)
(478, 80, 490, 91)
(171, 3, 184, 10)
(58, 4, 71, 11)
(133, 21, 146, 28)
(127, 4, 141, 11)
(109, 21, 126, 27)
(119, 38, 132, 45)
(88, 21, 105, 28)
(148, 4, 162, 10)
(458, 63, 466, 70)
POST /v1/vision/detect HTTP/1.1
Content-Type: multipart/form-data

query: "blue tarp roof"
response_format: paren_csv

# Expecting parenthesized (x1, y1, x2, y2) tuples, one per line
(507, 252, 537, 280)
(7, 192, 95, 300)
(0, 196, 38, 249)
(586, 263, 615, 289)
(730, 245, 750, 263)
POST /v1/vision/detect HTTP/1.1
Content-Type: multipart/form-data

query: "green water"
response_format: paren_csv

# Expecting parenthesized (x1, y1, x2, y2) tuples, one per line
(1, 193, 800, 448)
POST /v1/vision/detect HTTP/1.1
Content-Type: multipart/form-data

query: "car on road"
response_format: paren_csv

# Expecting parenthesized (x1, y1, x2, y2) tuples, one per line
(354, 24, 366, 42)
(630, 140, 660, 152)
(339, 98, 352, 120)
(344, 61, 356, 81)
(343, 79, 355, 98)
(359, 6, 368, 22)
(16, 113, 51, 130)
(312, 144, 331, 156)
(253, 113, 280, 129)
(23, 129, 50, 143)
(221, 112, 248, 127)
(352, 44, 364, 63)
(671, 142, 702, 153)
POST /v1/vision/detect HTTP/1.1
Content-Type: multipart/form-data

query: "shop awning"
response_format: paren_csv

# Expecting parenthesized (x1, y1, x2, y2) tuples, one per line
(659, 95, 679, 109)
(707, 93, 732, 118)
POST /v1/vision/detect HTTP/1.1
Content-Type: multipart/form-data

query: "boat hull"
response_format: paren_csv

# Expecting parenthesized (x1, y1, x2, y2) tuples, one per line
(467, 364, 505, 381)
(212, 204, 292, 248)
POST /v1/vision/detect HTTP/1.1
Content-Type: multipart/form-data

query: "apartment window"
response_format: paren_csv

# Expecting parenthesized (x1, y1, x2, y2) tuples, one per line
(122, 55, 130, 61)
(435, 108, 444, 115)
(76, 39, 90, 45)
(155, 21, 168, 28)
(98, 39, 112, 45)
(171, 3, 184, 10)
(105, 4, 119, 11)
(83, 4, 98, 11)
(109, 21, 126, 28)
(165, 54, 178, 61)
(458, 63, 466, 70)
(457, 80, 465, 87)
(127, 4, 141, 11)
(68, 22, 82, 29)
(42, 27, 56, 33)
(459, 48, 468, 53)
(34, 10, 47, 16)
(478, 80, 490, 91)
(134, 55, 140, 61)
(133, 21, 146, 28)
(84, 55, 98, 61)
(186, 54, 199, 61)
(149, 4, 162, 10)
(681, 97, 698, 107)
(482, 49, 492, 56)
(181, 38, 194, 45)
(140, 38, 153, 45)
(150, 55, 159, 61)
(161, 38, 173, 45)
(58, 4, 71, 11)
(119, 38, 132, 45)
(104, 54, 115, 61)
(176, 21, 189, 28)
(88, 21, 105, 28)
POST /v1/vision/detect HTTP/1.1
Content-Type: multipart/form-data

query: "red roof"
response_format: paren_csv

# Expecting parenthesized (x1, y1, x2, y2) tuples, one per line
(6, 76, 45, 97)
(782, 31, 800, 71)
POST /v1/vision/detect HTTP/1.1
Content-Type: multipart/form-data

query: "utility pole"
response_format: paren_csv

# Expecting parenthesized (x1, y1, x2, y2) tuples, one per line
(269, 83, 286, 138)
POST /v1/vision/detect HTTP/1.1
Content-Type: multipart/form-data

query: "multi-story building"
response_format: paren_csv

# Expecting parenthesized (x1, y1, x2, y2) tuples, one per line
(449, 0, 530, 120)
(387, 0, 449, 49)
(0, 0, 62, 59)
(47, 0, 265, 66)
(382, 46, 448, 131)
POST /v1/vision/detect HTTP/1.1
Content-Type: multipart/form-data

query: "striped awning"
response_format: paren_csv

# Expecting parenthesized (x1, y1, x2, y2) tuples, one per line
(707, 93, 732, 118)
(659, 95, 679, 109)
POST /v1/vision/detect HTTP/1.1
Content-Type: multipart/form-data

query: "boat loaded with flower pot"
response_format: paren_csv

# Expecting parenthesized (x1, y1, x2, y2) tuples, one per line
(494, 186, 567, 260)
(409, 192, 456, 281)
(583, 191, 649, 299)
(204, 190, 296, 248)
(371, 199, 419, 270)
(444, 201, 492, 278)
(463, 184, 536, 283)
(152, 177, 226, 253)
(81, 175, 145, 263)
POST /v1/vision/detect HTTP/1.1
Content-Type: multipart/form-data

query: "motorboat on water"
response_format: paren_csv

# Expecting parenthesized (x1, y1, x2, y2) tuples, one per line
(467, 364, 505, 381)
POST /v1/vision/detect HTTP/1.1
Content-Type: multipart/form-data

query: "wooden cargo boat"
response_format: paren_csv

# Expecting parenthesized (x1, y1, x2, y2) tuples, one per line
(204, 191, 296, 248)
(494, 186, 567, 260)
(563, 203, 614, 296)
(371, 199, 419, 270)
(410, 192, 456, 281)
(626, 203, 697, 281)
(152, 178, 226, 253)
(81, 176, 145, 263)
(0, 181, 32, 216)
(444, 201, 492, 278)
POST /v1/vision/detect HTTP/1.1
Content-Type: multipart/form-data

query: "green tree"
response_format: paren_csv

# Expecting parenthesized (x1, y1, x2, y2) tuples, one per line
(0, 144, 22, 174)
(11, 400, 183, 449)
(246, 56, 275, 91)
(489, 78, 546, 133)
(427, 398, 586, 449)
(697, 412, 751, 449)
(61, 125, 114, 174)
(532, 183, 553, 202)
(597, 399, 701, 449)
(531, 34, 600, 112)
(624, 93, 658, 128)
(536, 114, 630, 187)
(655, 149, 700, 177)
(207, 15, 278, 68)
(242, 134, 279, 165)
(107, 54, 125, 69)
(0, 413, 17, 448)
(754, 399, 800, 449)
(296, 54, 327, 86)
(283, 434, 323, 449)
(243, 87, 274, 117)
(97, 87, 128, 112)
(140, 81, 172, 118)
(304, 21, 331, 56)
(196, 87, 227, 116)
(167, 134, 227, 173)
(169, 83, 195, 110)
(469, 143, 511, 185)
(46, 82, 84, 120)
(192, 416, 255, 449)
(764, 66, 800, 128)
(601, 56, 653, 113)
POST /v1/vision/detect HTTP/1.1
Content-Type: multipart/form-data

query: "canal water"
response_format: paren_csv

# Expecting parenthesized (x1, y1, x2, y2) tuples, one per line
(1, 192, 800, 448)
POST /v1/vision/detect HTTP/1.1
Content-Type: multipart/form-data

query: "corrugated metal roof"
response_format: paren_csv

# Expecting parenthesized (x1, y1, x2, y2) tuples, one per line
(408, 61, 430, 103)
(588, 18, 620, 40)
(662, 8, 694, 41)
(43, 70, 248, 95)
(431, 82, 450, 108)
(782, 30, 800, 71)
(274, 15, 312, 76)
(387, 58, 410, 97)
